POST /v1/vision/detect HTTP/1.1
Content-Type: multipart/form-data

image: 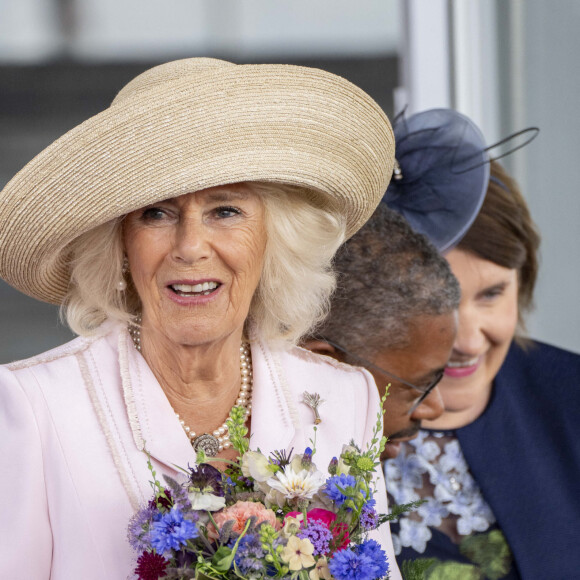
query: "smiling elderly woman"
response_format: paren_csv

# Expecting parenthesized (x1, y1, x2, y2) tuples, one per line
(0, 59, 400, 579)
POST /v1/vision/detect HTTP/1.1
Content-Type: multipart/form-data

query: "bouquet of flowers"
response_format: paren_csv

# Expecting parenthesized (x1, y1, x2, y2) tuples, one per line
(128, 395, 391, 580)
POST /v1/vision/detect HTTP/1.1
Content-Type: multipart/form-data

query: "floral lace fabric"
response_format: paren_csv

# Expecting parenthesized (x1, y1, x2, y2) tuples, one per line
(384, 430, 496, 555)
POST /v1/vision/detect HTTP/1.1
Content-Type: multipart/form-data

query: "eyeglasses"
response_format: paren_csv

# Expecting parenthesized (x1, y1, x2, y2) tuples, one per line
(320, 338, 444, 414)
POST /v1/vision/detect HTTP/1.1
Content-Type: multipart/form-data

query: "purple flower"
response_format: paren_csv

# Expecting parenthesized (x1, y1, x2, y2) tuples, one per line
(233, 533, 267, 576)
(188, 463, 224, 497)
(128, 505, 156, 552)
(297, 519, 333, 556)
(150, 507, 198, 554)
(324, 474, 357, 506)
(359, 504, 379, 531)
(169, 483, 193, 513)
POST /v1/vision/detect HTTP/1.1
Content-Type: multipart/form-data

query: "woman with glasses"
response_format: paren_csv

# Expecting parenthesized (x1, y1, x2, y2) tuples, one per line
(383, 109, 580, 579)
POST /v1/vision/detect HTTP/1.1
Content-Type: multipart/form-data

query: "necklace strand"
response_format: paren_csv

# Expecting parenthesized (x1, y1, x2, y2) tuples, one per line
(128, 315, 252, 456)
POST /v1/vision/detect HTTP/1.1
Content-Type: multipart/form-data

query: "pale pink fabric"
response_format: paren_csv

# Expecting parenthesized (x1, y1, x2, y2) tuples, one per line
(0, 322, 400, 579)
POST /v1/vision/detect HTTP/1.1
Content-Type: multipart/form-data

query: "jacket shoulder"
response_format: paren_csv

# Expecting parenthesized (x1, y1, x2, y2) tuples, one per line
(287, 343, 363, 370)
(502, 339, 580, 378)
(273, 343, 377, 401)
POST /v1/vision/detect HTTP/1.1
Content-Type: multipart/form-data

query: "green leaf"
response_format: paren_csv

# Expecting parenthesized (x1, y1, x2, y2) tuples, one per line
(401, 558, 439, 580)
(386, 500, 426, 520)
(196, 571, 221, 580)
(212, 546, 235, 572)
(459, 530, 513, 580)
(425, 561, 483, 580)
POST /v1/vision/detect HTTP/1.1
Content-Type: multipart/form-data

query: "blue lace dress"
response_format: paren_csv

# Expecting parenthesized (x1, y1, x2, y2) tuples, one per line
(384, 430, 520, 579)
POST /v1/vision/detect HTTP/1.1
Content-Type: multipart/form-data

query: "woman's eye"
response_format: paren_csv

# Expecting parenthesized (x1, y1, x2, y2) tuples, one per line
(481, 286, 505, 301)
(214, 206, 241, 219)
(141, 207, 167, 221)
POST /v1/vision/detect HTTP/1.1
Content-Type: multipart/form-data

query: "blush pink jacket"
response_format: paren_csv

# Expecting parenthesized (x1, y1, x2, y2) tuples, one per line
(0, 322, 400, 580)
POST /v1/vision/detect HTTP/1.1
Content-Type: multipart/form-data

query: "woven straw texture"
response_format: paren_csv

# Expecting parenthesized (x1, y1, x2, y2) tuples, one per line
(0, 58, 394, 304)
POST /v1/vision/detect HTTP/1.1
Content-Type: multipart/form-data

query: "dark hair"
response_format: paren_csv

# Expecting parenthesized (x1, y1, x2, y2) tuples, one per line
(457, 160, 540, 330)
(316, 203, 460, 358)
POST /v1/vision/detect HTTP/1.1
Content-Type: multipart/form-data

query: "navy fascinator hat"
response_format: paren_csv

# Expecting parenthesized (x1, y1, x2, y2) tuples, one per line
(383, 108, 489, 253)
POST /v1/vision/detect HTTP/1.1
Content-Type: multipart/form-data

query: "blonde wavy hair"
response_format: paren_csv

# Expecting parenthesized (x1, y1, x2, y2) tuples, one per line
(61, 182, 346, 344)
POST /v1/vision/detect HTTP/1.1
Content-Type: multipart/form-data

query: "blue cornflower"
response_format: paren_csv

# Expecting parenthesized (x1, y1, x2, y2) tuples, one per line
(297, 519, 333, 556)
(329, 547, 376, 580)
(324, 474, 357, 506)
(150, 507, 198, 554)
(357, 539, 389, 578)
(233, 533, 267, 576)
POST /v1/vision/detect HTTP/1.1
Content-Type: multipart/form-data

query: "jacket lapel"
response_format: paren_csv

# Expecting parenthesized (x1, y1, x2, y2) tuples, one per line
(124, 331, 197, 474)
(246, 337, 298, 455)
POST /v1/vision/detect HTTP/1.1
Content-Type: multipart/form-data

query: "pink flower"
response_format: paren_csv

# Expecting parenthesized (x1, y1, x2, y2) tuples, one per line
(209, 501, 280, 539)
(286, 508, 350, 551)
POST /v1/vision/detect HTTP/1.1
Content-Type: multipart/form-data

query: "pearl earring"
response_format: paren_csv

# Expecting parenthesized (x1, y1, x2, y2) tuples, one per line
(117, 257, 129, 291)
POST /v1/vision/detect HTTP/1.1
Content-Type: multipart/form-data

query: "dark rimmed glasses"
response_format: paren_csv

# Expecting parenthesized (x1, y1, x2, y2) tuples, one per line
(320, 338, 444, 413)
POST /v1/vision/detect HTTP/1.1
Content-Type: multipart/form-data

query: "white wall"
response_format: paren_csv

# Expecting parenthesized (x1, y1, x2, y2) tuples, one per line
(520, 0, 580, 352)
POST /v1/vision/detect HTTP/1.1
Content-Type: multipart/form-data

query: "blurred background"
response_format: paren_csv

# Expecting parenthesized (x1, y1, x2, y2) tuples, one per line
(0, 0, 578, 361)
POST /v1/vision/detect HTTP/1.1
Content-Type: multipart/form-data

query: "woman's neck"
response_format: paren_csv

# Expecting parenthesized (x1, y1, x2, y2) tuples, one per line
(138, 323, 246, 435)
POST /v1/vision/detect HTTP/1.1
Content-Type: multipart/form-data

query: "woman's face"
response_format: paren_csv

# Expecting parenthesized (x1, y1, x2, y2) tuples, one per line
(425, 248, 519, 429)
(123, 183, 267, 348)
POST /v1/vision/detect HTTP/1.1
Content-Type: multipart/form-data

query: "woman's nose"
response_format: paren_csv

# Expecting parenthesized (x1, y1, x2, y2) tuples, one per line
(410, 387, 444, 421)
(171, 218, 211, 263)
(453, 306, 486, 356)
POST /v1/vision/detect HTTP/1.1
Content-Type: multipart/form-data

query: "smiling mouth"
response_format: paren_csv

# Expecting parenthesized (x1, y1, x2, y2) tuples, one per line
(169, 282, 221, 296)
(446, 356, 480, 368)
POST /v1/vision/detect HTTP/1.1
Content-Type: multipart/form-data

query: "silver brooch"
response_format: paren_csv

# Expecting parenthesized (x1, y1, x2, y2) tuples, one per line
(302, 391, 324, 425)
(192, 433, 220, 457)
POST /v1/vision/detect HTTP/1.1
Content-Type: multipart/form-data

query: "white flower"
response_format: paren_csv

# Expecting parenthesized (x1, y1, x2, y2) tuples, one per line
(281, 515, 303, 538)
(309, 556, 332, 580)
(266, 464, 326, 500)
(281, 536, 315, 571)
(262, 486, 287, 509)
(241, 451, 274, 482)
(188, 491, 226, 511)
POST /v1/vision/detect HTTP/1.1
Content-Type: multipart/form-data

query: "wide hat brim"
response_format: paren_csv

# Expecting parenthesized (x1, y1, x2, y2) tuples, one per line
(0, 58, 394, 304)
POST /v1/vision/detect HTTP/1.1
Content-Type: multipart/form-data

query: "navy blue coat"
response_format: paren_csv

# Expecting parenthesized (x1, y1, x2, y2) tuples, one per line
(392, 340, 580, 578)
(457, 340, 580, 579)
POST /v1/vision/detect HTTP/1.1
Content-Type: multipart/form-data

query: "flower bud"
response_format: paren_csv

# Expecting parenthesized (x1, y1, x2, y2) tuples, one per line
(301, 447, 313, 468)
(328, 457, 338, 476)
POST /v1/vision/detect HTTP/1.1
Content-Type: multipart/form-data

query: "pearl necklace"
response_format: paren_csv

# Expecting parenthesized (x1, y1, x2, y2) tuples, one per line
(128, 316, 252, 457)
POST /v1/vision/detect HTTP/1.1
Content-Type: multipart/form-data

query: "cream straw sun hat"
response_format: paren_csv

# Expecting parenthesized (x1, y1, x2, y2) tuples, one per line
(0, 57, 395, 305)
